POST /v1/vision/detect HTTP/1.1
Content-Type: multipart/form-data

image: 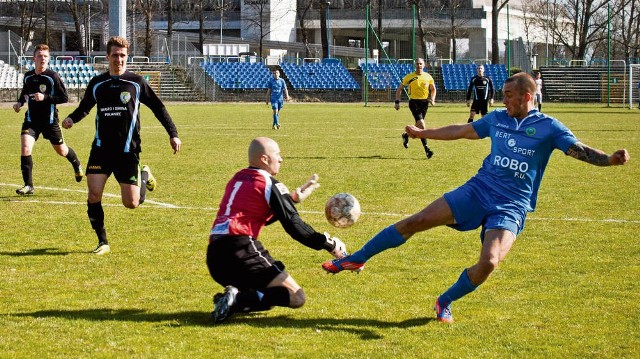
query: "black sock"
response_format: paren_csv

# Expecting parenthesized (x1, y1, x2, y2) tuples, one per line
(95, 228, 108, 245)
(20, 155, 33, 186)
(236, 287, 290, 312)
(140, 170, 149, 204)
(87, 201, 107, 244)
(65, 147, 81, 169)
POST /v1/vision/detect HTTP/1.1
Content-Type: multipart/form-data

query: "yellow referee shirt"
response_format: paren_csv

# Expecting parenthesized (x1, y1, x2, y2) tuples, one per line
(401, 72, 434, 100)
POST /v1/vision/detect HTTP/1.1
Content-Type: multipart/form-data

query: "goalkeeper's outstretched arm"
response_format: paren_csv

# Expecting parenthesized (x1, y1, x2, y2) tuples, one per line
(268, 179, 346, 258)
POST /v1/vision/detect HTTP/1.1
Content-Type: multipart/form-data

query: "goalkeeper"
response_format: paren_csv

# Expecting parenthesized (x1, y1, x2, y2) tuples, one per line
(207, 137, 347, 323)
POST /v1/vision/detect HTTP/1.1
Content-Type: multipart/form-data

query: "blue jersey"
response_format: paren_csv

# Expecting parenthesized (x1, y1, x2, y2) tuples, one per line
(471, 109, 578, 212)
(267, 78, 287, 102)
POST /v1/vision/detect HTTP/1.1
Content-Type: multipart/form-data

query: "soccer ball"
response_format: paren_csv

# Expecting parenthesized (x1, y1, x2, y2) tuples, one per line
(325, 193, 361, 228)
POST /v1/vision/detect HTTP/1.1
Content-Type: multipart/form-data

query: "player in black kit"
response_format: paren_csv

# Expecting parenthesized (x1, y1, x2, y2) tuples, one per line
(13, 44, 83, 195)
(466, 65, 495, 123)
(62, 36, 182, 255)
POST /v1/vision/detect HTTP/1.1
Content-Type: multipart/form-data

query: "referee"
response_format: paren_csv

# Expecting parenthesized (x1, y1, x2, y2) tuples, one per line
(466, 65, 495, 123)
(395, 58, 436, 159)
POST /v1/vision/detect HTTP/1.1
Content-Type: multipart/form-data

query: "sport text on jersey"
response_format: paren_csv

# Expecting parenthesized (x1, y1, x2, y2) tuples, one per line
(493, 130, 536, 179)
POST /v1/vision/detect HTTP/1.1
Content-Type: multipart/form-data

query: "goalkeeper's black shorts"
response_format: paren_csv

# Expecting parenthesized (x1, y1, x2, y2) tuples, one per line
(207, 235, 286, 291)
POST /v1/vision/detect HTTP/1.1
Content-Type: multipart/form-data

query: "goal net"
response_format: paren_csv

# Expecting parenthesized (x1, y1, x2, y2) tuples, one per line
(629, 64, 640, 109)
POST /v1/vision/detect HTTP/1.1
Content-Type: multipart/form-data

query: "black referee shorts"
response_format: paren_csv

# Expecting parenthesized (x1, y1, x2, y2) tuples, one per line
(408, 99, 430, 121)
(471, 100, 489, 115)
(207, 235, 285, 291)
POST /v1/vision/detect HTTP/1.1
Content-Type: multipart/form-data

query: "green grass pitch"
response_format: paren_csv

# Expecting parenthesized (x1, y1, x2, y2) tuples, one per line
(0, 102, 638, 357)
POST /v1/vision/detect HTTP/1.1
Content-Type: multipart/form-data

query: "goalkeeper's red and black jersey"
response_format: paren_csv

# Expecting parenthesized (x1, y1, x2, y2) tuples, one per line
(210, 167, 328, 250)
(66, 70, 178, 153)
(466, 75, 495, 101)
(17, 68, 68, 125)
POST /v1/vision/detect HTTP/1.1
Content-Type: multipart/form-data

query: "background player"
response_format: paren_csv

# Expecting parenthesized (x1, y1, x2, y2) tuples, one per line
(208, 137, 346, 323)
(465, 64, 495, 123)
(323, 72, 630, 323)
(395, 58, 436, 159)
(534, 71, 543, 111)
(13, 44, 83, 195)
(62, 36, 181, 255)
(265, 69, 290, 130)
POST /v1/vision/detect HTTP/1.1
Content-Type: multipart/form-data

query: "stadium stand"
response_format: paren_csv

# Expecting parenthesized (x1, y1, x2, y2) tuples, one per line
(280, 60, 360, 90)
(0, 60, 23, 89)
(18, 59, 100, 89)
(360, 62, 413, 90)
(200, 61, 271, 89)
(441, 63, 507, 91)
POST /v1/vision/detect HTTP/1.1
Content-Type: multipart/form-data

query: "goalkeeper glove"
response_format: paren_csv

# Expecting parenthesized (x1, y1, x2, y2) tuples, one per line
(323, 232, 347, 258)
(290, 174, 320, 203)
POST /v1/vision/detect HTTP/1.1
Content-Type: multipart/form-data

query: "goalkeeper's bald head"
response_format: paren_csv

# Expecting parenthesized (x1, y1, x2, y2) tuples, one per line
(249, 137, 282, 175)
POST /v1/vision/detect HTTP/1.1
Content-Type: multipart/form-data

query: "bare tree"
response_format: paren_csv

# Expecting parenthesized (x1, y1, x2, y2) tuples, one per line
(198, 0, 205, 52)
(212, 0, 235, 42)
(167, 0, 174, 40)
(551, 0, 613, 60)
(612, 0, 640, 60)
(442, 0, 470, 63)
(14, 0, 40, 53)
(520, 1, 538, 64)
(409, 0, 432, 61)
(296, 0, 315, 57)
(244, 0, 296, 57)
(320, 0, 329, 58)
(491, 0, 509, 64)
(65, 0, 87, 56)
(137, 0, 159, 58)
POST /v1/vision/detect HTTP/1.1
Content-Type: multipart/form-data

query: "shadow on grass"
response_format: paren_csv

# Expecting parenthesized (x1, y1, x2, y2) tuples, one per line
(7, 309, 434, 339)
(287, 155, 404, 160)
(0, 247, 78, 256)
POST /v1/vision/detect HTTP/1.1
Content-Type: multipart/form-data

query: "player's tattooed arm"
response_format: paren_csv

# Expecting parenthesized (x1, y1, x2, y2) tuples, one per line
(566, 142, 611, 166)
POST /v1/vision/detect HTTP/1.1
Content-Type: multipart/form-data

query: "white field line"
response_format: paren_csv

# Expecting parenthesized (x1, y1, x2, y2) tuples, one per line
(2, 183, 639, 224)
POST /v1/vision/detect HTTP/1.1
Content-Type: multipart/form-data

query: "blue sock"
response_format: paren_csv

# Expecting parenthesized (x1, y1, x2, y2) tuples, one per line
(349, 225, 405, 263)
(273, 114, 277, 125)
(438, 269, 478, 306)
(275, 113, 279, 125)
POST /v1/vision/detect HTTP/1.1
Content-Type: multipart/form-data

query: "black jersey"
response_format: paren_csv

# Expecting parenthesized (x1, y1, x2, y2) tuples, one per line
(466, 75, 495, 101)
(17, 69, 68, 125)
(67, 70, 178, 153)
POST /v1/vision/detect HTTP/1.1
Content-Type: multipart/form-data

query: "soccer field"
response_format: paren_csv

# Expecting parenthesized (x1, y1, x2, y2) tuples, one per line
(0, 102, 638, 357)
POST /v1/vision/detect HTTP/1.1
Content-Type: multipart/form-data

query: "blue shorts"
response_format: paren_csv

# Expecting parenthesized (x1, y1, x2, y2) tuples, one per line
(443, 178, 527, 242)
(270, 99, 284, 110)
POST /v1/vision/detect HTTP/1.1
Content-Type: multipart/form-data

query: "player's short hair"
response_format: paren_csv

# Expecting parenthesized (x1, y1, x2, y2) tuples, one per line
(107, 36, 130, 55)
(33, 44, 49, 54)
(505, 72, 536, 96)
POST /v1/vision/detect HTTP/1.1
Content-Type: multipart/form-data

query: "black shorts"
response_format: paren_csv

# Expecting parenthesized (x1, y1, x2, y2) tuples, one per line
(471, 100, 489, 115)
(21, 121, 64, 145)
(206, 235, 285, 291)
(408, 99, 430, 121)
(87, 147, 141, 185)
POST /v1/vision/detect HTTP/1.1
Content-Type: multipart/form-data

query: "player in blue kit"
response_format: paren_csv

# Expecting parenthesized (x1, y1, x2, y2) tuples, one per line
(265, 69, 290, 130)
(322, 72, 630, 323)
